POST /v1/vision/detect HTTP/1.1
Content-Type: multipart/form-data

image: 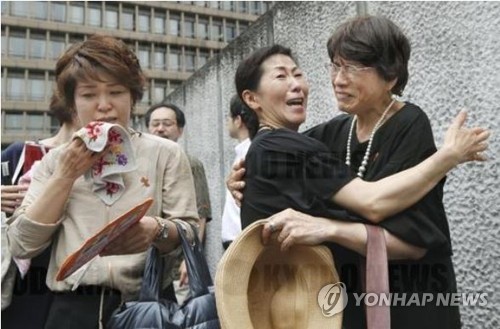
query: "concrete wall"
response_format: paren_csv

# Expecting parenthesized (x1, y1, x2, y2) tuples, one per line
(165, 2, 499, 327)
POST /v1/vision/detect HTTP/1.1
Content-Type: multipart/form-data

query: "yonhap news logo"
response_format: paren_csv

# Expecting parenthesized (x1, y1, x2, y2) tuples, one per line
(317, 282, 348, 317)
(317, 282, 488, 316)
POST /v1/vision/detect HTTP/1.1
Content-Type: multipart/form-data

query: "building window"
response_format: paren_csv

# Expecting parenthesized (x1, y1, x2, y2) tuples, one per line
(122, 8, 135, 31)
(7, 74, 25, 101)
(197, 18, 209, 40)
(30, 33, 46, 59)
(168, 48, 181, 71)
(138, 45, 150, 69)
(27, 113, 45, 134)
(251, 1, 262, 15)
(169, 14, 181, 36)
(198, 51, 209, 69)
(141, 88, 150, 106)
(209, 2, 219, 9)
(184, 16, 195, 38)
(4, 113, 24, 132)
(32, 2, 48, 20)
(194, 1, 206, 7)
(226, 22, 236, 41)
(28, 73, 46, 101)
(8, 32, 26, 58)
(185, 50, 195, 72)
(154, 12, 165, 34)
(1, 2, 8, 15)
(221, 1, 234, 11)
(239, 1, 248, 13)
(49, 35, 66, 60)
(105, 5, 118, 28)
(88, 4, 102, 27)
(263, 1, 273, 12)
(50, 116, 60, 133)
(153, 82, 167, 103)
(1, 30, 6, 56)
(211, 20, 223, 41)
(153, 46, 166, 69)
(51, 2, 66, 22)
(138, 10, 150, 32)
(68, 2, 84, 24)
(10, 2, 29, 17)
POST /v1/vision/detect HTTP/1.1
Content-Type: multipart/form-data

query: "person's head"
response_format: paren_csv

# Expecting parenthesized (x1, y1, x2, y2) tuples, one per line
(235, 44, 309, 132)
(326, 16, 410, 114)
(54, 34, 146, 128)
(227, 94, 259, 141)
(144, 103, 185, 142)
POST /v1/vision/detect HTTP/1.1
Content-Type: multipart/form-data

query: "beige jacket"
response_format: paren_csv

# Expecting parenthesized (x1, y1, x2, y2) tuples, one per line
(6, 132, 199, 300)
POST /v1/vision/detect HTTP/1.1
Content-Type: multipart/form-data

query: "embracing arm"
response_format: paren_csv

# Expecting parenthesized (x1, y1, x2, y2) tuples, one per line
(332, 112, 489, 222)
(262, 208, 426, 260)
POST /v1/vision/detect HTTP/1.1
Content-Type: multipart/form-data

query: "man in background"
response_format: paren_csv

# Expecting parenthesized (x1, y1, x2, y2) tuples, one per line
(221, 95, 258, 250)
(144, 103, 212, 303)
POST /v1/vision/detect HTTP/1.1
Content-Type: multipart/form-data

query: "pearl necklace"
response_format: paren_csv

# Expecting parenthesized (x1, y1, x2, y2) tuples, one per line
(345, 99, 396, 178)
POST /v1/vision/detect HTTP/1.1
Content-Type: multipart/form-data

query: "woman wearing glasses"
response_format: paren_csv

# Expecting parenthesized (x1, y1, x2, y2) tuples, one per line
(230, 16, 488, 328)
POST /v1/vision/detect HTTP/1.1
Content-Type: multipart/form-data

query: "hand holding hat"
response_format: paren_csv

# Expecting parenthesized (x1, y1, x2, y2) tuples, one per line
(216, 219, 343, 329)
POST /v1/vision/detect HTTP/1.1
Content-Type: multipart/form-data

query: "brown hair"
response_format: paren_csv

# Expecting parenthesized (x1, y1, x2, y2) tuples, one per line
(54, 34, 147, 116)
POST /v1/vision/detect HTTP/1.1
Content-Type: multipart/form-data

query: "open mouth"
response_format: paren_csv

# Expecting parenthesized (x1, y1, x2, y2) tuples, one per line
(286, 98, 304, 106)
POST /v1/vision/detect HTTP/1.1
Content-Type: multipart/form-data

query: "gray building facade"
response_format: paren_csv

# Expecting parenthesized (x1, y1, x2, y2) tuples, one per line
(1, 0, 273, 146)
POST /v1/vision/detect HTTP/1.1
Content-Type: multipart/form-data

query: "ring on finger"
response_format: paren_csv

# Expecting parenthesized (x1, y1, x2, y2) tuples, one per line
(269, 222, 276, 233)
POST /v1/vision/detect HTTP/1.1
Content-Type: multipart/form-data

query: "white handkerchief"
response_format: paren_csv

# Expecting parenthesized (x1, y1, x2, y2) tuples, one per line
(74, 122, 136, 205)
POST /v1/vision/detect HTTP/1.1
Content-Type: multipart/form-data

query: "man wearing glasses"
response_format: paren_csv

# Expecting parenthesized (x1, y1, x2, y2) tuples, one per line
(144, 103, 212, 304)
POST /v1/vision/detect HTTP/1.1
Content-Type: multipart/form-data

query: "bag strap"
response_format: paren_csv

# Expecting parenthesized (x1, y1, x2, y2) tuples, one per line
(138, 246, 163, 302)
(364, 225, 390, 329)
(138, 223, 213, 302)
(176, 222, 213, 298)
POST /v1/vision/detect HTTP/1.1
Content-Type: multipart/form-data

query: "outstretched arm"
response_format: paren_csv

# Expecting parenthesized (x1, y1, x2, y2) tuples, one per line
(333, 112, 489, 222)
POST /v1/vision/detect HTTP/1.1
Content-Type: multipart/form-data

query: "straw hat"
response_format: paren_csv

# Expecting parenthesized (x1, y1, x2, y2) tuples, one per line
(215, 220, 343, 329)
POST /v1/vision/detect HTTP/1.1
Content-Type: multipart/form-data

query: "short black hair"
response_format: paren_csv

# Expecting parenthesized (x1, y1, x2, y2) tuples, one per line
(229, 94, 259, 140)
(326, 15, 411, 96)
(144, 102, 186, 128)
(235, 44, 295, 104)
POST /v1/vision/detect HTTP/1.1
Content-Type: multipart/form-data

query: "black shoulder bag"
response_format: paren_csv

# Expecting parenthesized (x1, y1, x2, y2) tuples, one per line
(107, 223, 220, 329)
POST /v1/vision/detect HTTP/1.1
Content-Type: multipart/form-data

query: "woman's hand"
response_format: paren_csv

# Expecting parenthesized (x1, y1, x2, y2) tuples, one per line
(442, 111, 490, 164)
(101, 216, 158, 256)
(53, 139, 108, 182)
(226, 158, 246, 206)
(262, 208, 333, 251)
(1, 185, 28, 214)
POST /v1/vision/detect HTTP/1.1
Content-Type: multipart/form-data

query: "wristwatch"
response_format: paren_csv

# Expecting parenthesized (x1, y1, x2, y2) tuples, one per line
(154, 217, 170, 242)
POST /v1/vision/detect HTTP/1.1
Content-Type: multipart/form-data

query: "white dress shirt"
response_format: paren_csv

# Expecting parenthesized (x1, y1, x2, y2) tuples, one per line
(221, 138, 251, 243)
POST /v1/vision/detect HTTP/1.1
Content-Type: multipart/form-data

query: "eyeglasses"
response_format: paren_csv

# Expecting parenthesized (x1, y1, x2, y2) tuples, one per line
(150, 119, 177, 128)
(325, 62, 373, 78)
